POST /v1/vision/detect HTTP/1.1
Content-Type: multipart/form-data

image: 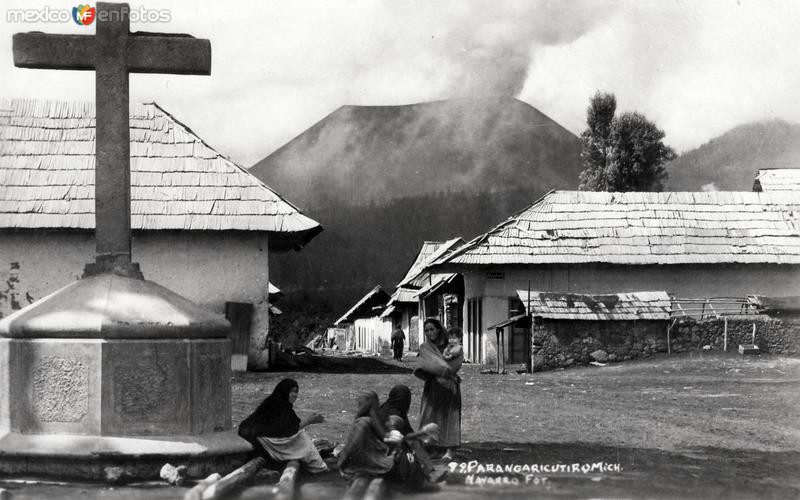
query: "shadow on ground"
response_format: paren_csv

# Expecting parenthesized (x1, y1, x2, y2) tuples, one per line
(231, 441, 800, 500)
(267, 353, 413, 374)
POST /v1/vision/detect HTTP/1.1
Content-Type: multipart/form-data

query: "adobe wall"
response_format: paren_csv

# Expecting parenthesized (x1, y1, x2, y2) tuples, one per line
(0, 230, 271, 367)
(353, 316, 393, 354)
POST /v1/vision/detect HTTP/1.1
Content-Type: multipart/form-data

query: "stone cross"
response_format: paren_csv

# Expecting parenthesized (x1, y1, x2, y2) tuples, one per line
(13, 2, 211, 278)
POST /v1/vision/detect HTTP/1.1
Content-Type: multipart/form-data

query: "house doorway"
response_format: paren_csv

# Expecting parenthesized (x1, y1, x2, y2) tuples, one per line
(508, 322, 531, 364)
(225, 301, 253, 371)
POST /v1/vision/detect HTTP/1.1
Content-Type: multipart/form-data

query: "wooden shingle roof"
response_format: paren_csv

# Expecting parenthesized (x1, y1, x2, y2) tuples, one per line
(753, 169, 800, 192)
(397, 241, 446, 288)
(435, 190, 800, 267)
(0, 99, 322, 248)
(334, 285, 391, 325)
(517, 290, 671, 321)
(397, 237, 464, 288)
(389, 288, 419, 304)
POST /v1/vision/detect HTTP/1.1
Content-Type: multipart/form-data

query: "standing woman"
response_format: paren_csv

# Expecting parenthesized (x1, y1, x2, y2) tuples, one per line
(414, 318, 462, 460)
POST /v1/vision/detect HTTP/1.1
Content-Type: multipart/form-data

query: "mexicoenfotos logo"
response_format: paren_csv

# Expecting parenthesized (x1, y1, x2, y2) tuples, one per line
(72, 4, 96, 26)
(6, 5, 171, 24)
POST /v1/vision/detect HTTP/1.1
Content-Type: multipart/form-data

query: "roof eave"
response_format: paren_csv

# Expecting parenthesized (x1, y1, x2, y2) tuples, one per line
(267, 224, 324, 252)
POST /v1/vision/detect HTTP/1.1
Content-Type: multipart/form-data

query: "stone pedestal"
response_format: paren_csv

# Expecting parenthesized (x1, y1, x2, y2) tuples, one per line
(0, 274, 252, 480)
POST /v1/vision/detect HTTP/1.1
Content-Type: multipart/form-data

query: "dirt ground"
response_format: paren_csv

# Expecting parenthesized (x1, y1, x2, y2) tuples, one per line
(2, 351, 799, 499)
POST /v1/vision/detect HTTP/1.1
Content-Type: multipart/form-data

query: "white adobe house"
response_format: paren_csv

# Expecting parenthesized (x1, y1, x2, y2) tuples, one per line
(390, 238, 464, 347)
(430, 190, 800, 364)
(380, 287, 420, 351)
(0, 99, 322, 370)
(334, 285, 392, 353)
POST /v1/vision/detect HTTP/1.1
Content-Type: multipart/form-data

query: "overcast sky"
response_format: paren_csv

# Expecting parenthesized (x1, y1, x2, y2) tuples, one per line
(2, 0, 799, 167)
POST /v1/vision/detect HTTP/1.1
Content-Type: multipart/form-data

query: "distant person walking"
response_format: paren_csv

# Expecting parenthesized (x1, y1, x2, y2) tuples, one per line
(414, 318, 462, 460)
(391, 327, 406, 361)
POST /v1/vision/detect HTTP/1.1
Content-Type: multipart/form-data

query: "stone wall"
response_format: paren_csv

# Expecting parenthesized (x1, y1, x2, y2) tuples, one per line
(532, 319, 669, 370)
(463, 263, 800, 364)
(532, 316, 800, 371)
(670, 316, 800, 356)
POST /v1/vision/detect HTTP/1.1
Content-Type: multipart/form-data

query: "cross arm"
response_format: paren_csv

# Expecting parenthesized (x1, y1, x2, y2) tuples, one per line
(128, 33, 211, 75)
(13, 32, 95, 70)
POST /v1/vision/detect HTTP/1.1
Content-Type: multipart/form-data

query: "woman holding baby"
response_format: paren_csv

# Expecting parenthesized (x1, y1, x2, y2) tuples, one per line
(337, 390, 441, 489)
(414, 318, 462, 460)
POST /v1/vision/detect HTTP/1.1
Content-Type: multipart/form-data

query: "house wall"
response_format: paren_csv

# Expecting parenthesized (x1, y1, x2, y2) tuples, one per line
(353, 316, 393, 354)
(0, 230, 271, 368)
(462, 264, 800, 364)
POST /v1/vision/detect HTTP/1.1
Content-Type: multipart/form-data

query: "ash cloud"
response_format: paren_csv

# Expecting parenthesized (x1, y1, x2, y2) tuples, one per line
(434, 1, 618, 97)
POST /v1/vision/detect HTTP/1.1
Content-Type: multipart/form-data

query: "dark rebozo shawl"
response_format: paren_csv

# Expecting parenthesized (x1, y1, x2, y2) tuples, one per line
(338, 391, 394, 477)
(413, 339, 458, 379)
(238, 378, 300, 444)
(378, 384, 413, 435)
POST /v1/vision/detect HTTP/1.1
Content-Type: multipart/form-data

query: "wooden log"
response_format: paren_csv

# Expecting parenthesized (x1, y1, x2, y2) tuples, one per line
(183, 473, 222, 500)
(201, 457, 265, 500)
(341, 475, 370, 500)
(273, 460, 300, 500)
(362, 478, 386, 500)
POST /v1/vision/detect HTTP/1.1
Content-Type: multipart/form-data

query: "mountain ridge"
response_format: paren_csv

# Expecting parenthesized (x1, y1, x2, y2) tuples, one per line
(666, 119, 800, 191)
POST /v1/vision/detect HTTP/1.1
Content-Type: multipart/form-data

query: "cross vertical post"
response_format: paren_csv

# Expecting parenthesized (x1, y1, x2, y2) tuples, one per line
(95, 3, 131, 271)
(12, 1, 211, 279)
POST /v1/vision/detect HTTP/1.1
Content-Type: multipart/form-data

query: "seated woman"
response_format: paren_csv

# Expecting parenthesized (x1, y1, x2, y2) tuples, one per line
(377, 385, 414, 436)
(339, 391, 439, 490)
(237, 378, 328, 473)
(337, 391, 395, 479)
(378, 385, 442, 482)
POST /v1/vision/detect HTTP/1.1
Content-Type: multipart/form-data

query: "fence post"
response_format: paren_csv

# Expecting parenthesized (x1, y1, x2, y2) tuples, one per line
(666, 322, 671, 355)
(723, 318, 728, 352)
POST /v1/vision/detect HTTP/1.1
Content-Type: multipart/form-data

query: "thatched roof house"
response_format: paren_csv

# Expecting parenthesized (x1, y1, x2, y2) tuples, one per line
(334, 285, 391, 326)
(429, 190, 800, 364)
(389, 238, 465, 348)
(0, 99, 321, 247)
(0, 99, 322, 370)
(437, 191, 800, 267)
(753, 168, 800, 192)
(333, 285, 392, 353)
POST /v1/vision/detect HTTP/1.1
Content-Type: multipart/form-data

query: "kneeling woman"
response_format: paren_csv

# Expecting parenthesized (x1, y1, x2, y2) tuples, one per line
(238, 378, 328, 473)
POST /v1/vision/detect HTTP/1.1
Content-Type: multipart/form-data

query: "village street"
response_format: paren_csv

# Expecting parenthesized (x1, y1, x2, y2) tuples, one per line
(2, 2, 800, 499)
(2, 351, 798, 499)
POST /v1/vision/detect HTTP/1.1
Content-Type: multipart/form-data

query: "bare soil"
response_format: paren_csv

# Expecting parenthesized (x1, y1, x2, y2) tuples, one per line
(3, 351, 799, 499)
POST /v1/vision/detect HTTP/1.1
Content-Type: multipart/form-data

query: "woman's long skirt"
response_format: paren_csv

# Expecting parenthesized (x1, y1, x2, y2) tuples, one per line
(419, 377, 461, 448)
(257, 429, 328, 473)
